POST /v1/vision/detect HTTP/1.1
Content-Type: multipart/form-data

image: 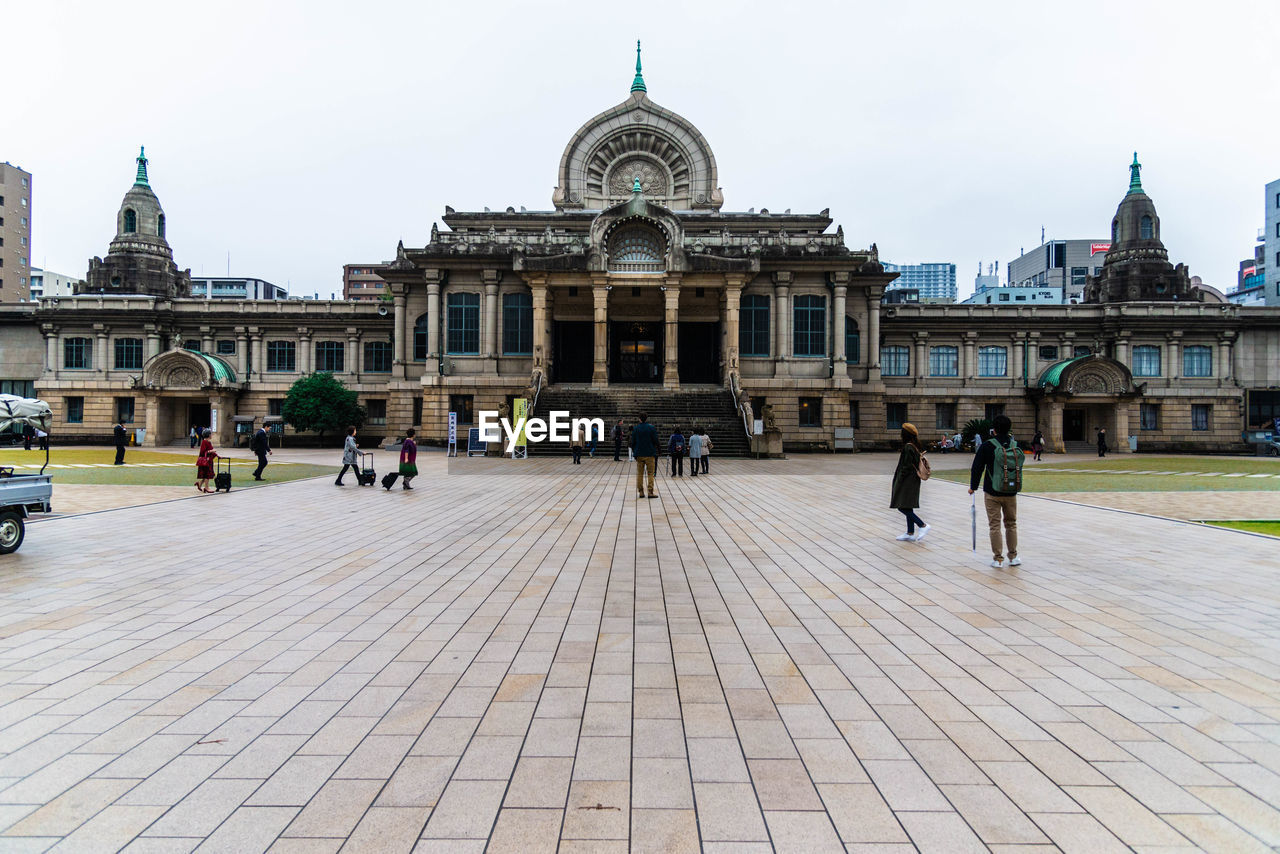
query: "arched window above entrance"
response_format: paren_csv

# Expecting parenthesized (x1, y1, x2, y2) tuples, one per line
(607, 223, 666, 273)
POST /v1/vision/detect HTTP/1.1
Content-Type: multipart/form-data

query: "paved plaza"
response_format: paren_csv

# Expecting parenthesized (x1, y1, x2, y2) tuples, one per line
(1, 454, 1279, 852)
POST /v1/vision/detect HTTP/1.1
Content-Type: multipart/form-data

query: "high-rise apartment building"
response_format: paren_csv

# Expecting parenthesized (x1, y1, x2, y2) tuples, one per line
(0, 162, 33, 302)
(881, 262, 956, 302)
(344, 265, 388, 301)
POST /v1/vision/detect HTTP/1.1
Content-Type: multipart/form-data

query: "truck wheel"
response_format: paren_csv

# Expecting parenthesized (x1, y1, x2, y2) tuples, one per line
(0, 512, 23, 555)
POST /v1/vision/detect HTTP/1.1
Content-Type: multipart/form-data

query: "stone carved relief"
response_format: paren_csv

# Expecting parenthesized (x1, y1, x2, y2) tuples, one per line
(165, 367, 201, 388)
(608, 159, 667, 197)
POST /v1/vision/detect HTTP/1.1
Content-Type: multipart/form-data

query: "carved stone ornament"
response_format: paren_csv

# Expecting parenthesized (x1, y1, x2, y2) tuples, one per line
(166, 367, 201, 388)
(609, 159, 667, 196)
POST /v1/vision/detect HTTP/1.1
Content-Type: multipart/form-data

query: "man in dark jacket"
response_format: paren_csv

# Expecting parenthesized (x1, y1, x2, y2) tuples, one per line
(630, 414, 659, 498)
(969, 413, 1020, 569)
(113, 421, 128, 465)
(250, 426, 271, 480)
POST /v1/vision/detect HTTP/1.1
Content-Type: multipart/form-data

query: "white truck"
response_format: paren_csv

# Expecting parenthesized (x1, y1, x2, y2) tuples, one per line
(0, 395, 54, 554)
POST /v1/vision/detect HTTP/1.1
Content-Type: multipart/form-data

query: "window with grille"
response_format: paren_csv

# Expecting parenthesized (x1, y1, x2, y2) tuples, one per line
(367, 399, 387, 426)
(845, 317, 860, 363)
(268, 398, 284, 416)
(1191, 404, 1210, 432)
(740, 295, 770, 356)
(881, 346, 909, 376)
(1140, 215, 1153, 239)
(450, 394, 474, 424)
(502, 292, 532, 355)
(216, 340, 236, 356)
(792, 295, 826, 357)
(66, 396, 84, 423)
(266, 341, 296, 372)
(413, 313, 429, 361)
(886, 402, 908, 430)
(446, 293, 480, 354)
(64, 337, 92, 369)
(984, 403, 1005, 422)
(1132, 345, 1161, 377)
(1182, 345, 1212, 377)
(114, 338, 143, 371)
(116, 397, 135, 424)
(315, 341, 344, 372)
(848, 400, 860, 429)
(364, 341, 392, 373)
(1038, 345, 1059, 361)
(798, 397, 822, 428)
(123, 209, 137, 233)
(929, 345, 958, 377)
(935, 403, 956, 430)
(1140, 403, 1160, 430)
(607, 224, 665, 272)
(977, 346, 1007, 377)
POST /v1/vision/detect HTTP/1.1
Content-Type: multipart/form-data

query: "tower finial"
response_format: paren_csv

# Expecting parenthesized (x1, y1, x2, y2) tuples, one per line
(630, 40, 646, 94)
(135, 146, 149, 186)
(633, 177, 643, 193)
(1127, 151, 1142, 195)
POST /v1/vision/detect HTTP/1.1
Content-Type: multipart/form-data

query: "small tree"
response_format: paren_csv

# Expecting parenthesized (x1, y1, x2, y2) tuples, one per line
(961, 417, 992, 445)
(282, 372, 365, 444)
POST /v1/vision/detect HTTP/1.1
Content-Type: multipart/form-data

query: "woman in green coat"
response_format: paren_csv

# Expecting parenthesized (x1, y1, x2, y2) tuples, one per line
(890, 423, 930, 541)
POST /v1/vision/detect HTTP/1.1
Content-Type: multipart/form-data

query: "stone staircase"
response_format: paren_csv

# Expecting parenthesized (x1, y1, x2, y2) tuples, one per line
(528, 386, 752, 457)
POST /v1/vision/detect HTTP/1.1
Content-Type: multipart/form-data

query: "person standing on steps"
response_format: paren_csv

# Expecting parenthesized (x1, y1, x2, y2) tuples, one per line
(611, 419, 624, 461)
(631, 413, 659, 498)
(113, 420, 128, 465)
(668, 427, 686, 478)
(399, 428, 418, 490)
(250, 424, 271, 480)
(189, 424, 199, 449)
(688, 427, 703, 477)
(889, 423, 930, 542)
(969, 413, 1023, 569)
(335, 426, 360, 485)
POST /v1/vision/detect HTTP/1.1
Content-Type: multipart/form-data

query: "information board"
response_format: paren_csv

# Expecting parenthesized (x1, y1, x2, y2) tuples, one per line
(447, 412, 458, 457)
(466, 427, 486, 457)
(512, 398, 529, 459)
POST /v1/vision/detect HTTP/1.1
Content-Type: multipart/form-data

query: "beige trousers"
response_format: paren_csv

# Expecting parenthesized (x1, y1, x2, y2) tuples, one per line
(635, 456, 656, 495)
(984, 493, 1018, 561)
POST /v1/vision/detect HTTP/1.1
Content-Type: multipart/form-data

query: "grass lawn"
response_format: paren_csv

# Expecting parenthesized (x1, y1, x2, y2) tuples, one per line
(933, 454, 1280, 492)
(1204, 520, 1280, 536)
(0, 447, 334, 486)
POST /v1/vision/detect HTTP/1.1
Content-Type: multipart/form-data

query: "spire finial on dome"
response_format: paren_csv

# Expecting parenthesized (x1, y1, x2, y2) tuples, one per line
(135, 146, 149, 186)
(1127, 151, 1143, 195)
(632, 177, 643, 193)
(630, 40, 646, 94)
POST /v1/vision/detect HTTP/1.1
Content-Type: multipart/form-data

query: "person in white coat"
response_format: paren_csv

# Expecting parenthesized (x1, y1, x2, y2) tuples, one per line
(698, 430, 712, 474)
(688, 428, 704, 477)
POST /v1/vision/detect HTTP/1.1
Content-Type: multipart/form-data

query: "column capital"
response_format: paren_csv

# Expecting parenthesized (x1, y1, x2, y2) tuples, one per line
(963, 330, 979, 341)
(828, 271, 851, 285)
(912, 331, 930, 342)
(482, 269, 504, 286)
(771, 271, 793, 286)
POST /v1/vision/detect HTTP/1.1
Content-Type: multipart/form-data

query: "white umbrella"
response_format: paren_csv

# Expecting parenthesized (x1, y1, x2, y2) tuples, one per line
(0, 394, 54, 433)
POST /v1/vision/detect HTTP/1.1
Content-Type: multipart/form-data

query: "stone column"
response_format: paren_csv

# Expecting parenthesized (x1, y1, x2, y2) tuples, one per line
(724, 278, 743, 380)
(483, 270, 501, 372)
(772, 272, 791, 375)
(1218, 333, 1233, 381)
(1026, 331, 1040, 381)
(592, 282, 609, 386)
(1166, 332, 1182, 381)
(866, 287, 882, 380)
(42, 325, 57, 374)
(201, 327, 214, 354)
(235, 328, 249, 379)
(832, 280, 848, 369)
(143, 395, 160, 447)
(529, 277, 549, 381)
(94, 324, 108, 373)
(297, 330, 311, 374)
(250, 329, 263, 379)
(663, 283, 681, 388)
(346, 328, 360, 379)
(962, 331, 977, 384)
(1113, 401, 1131, 453)
(1046, 400, 1065, 454)
(392, 288, 407, 375)
(1115, 334, 1130, 369)
(1011, 333, 1024, 385)
(425, 278, 442, 375)
(913, 332, 928, 385)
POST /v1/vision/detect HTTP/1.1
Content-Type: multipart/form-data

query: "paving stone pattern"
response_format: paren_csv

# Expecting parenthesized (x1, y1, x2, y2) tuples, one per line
(0, 455, 1278, 852)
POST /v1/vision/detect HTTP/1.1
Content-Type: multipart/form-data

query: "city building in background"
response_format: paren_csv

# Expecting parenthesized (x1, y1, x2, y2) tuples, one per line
(29, 268, 82, 300)
(189, 277, 287, 300)
(881, 262, 956, 302)
(1266, 178, 1280, 306)
(344, 265, 388, 301)
(961, 284, 1063, 305)
(1007, 238, 1108, 303)
(0, 162, 33, 302)
(881, 288, 919, 305)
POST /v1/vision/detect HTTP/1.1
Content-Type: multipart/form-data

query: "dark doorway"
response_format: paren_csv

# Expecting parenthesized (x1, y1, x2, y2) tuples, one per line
(679, 322, 720, 384)
(1063, 408, 1085, 442)
(610, 320, 663, 383)
(553, 321, 594, 384)
(188, 402, 212, 435)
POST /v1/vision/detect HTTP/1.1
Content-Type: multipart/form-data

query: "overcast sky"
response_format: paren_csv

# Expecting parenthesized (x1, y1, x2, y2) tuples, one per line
(12, 0, 1278, 298)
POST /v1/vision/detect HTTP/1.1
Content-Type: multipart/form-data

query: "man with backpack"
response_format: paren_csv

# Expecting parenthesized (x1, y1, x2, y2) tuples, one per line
(250, 424, 272, 480)
(968, 413, 1023, 568)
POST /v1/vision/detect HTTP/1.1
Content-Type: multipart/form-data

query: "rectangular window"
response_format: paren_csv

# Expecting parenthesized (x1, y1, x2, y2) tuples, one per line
(184, 340, 201, 352)
(449, 394, 474, 424)
(977, 346, 1007, 377)
(216, 339, 236, 356)
(1182, 345, 1212, 378)
(116, 396, 135, 424)
(935, 402, 956, 430)
(1140, 403, 1160, 431)
(502, 292, 533, 355)
(1132, 345, 1161, 377)
(268, 398, 284, 417)
(1071, 266, 1088, 287)
(886, 402, 908, 430)
(740, 294, 770, 356)
(66, 396, 84, 424)
(315, 341, 344, 372)
(1191, 404, 1210, 431)
(984, 403, 1006, 422)
(366, 399, 387, 426)
(881, 345, 909, 377)
(113, 338, 143, 371)
(798, 397, 822, 428)
(998, 293, 1010, 301)
(1038, 345, 1059, 361)
(412, 396, 423, 426)
(266, 341, 296, 372)
(848, 400, 859, 430)
(845, 318, 860, 364)
(363, 340, 392, 373)
(446, 293, 480, 354)
(1073, 345, 1092, 357)
(64, 337, 92, 369)
(928, 346, 958, 377)
(792, 294, 826, 357)
(0, 380, 35, 397)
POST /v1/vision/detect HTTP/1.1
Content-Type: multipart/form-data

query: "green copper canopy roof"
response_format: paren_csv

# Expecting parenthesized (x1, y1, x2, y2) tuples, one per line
(1127, 151, 1143, 195)
(135, 146, 150, 186)
(1037, 355, 1089, 390)
(630, 40, 646, 93)
(197, 352, 236, 384)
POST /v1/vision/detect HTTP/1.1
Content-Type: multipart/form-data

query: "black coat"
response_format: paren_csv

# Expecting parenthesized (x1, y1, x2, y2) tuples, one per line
(890, 444, 922, 509)
(114, 425, 127, 448)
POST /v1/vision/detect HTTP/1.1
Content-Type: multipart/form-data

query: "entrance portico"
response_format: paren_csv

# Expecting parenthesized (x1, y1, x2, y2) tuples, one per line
(138, 348, 241, 447)
(1034, 355, 1139, 453)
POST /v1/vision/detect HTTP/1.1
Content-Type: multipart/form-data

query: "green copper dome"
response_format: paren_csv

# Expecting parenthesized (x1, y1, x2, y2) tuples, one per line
(135, 146, 150, 186)
(1127, 151, 1143, 195)
(1037, 356, 1089, 390)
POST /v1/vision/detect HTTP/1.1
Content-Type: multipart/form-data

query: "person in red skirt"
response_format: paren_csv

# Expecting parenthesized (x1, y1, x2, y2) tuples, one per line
(195, 429, 218, 493)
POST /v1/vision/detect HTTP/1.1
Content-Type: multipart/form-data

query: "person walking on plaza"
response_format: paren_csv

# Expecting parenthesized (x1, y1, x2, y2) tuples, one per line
(189, 424, 199, 449)
(22, 423, 33, 451)
(399, 428, 418, 490)
(250, 424, 271, 480)
(668, 427, 686, 477)
(699, 429, 711, 474)
(688, 428, 703, 477)
(611, 419, 624, 460)
(570, 430, 584, 464)
(969, 413, 1024, 568)
(1031, 428, 1044, 462)
(335, 426, 360, 485)
(1096, 427, 1108, 457)
(631, 413, 658, 498)
(890, 423, 930, 542)
(113, 420, 128, 465)
(195, 429, 217, 493)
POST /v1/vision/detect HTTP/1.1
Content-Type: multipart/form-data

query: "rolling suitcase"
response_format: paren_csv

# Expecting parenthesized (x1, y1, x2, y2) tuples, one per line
(357, 453, 376, 486)
(214, 458, 232, 493)
(381, 472, 400, 491)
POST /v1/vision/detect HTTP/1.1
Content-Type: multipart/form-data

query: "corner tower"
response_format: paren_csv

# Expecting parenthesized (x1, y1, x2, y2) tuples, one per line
(82, 147, 191, 298)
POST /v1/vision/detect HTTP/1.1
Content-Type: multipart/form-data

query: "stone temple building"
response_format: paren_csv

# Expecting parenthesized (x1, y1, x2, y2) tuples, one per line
(5, 47, 1280, 452)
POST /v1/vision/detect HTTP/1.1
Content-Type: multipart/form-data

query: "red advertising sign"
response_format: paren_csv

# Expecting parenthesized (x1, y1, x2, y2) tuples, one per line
(1090, 243, 1112, 255)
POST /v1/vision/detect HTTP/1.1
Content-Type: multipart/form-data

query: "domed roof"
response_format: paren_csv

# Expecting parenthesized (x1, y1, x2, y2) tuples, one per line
(109, 147, 173, 261)
(553, 43, 722, 212)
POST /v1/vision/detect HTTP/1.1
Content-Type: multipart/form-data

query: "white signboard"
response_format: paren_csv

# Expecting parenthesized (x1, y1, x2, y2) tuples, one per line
(210, 408, 219, 432)
(447, 411, 458, 457)
(753, 419, 763, 436)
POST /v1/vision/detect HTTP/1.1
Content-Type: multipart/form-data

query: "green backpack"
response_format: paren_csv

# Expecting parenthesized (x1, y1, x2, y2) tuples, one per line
(990, 436, 1025, 494)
